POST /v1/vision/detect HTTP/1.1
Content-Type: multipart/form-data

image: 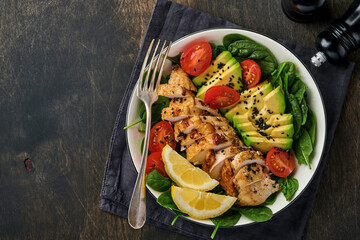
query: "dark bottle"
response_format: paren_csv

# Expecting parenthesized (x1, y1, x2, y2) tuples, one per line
(281, 0, 327, 23)
(312, 0, 360, 67)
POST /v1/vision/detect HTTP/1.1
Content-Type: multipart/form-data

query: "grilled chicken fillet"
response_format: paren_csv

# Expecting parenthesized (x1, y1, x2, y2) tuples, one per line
(231, 151, 280, 206)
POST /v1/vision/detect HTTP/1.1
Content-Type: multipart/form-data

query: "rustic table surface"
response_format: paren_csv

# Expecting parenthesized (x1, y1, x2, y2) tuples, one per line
(0, 0, 359, 239)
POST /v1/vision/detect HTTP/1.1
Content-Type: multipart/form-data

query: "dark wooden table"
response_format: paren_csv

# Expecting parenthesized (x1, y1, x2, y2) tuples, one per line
(0, 0, 359, 239)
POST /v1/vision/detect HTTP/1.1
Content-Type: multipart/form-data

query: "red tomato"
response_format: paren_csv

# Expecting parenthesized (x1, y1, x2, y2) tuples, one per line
(180, 42, 212, 76)
(149, 121, 176, 153)
(204, 86, 241, 109)
(266, 148, 295, 178)
(240, 60, 261, 88)
(146, 151, 168, 177)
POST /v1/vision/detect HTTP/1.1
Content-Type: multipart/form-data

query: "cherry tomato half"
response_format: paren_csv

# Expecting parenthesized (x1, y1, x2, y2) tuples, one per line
(180, 42, 212, 76)
(146, 151, 168, 177)
(204, 86, 241, 109)
(266, 148, 295, 178)
(149, 121, 176, 153)
(240, 60, 261, 88)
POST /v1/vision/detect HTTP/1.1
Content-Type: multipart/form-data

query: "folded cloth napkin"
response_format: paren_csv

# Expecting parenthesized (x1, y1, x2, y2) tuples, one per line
(99, 0, 355, 239)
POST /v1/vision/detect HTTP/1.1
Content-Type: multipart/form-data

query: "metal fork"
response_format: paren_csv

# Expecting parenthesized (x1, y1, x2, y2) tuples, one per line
(128, 39, 172, 229)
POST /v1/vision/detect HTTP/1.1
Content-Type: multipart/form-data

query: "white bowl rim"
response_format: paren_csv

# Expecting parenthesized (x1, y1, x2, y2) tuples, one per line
(125, 27, 327, 227)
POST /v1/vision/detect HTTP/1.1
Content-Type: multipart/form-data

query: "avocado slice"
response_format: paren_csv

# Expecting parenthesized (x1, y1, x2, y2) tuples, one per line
(266, 114, 293, 125)
(229, 85, 293, 153)
(241, 136, 293, 152)
(225, 82, 272, 123)
(196, 61, 242, 99)
(219, 81, 270, 114)
(240, 124, 294, 138)
(192, 51, 233, 87)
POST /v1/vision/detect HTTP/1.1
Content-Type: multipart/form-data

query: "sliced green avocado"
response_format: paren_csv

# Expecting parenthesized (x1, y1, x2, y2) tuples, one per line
(196, 61, 242, 99)
(253, 86, 286, 122)
(225, 83, 272, 123)
(219, 81, 270, 114)
(240, 124, 294, 138)
(233, 113, 293, 132)
(241, 135, 293, 152)
(266, 114, 293, 125)
(192, 51, 233, 87)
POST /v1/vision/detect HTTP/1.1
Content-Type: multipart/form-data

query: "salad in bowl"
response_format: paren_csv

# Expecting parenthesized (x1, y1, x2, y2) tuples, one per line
(125, 29, 326, 238)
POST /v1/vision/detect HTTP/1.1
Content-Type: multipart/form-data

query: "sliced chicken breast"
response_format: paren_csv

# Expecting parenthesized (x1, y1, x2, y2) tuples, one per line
(180, 123, 215, 146)
(231, 151, 279, 206)
(202, 150, 216, 174)
(200, 116, 229, 127)
(161, 97, 195, 122)
(208, 146, 242, 180)
(219, 159, 237, 197)
(186, 133, 231, 165)
(194, 98, 221, 116)
(168, 65, 197, 91)
(174, 116, 202, 141)
(157, 84, 195, 98)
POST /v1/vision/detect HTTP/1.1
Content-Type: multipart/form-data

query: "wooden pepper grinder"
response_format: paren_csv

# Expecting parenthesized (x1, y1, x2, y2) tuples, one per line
(311, 0, 360, 66)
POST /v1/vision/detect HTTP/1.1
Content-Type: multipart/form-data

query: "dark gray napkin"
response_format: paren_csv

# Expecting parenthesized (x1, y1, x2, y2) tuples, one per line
(99, 0, 355, 239)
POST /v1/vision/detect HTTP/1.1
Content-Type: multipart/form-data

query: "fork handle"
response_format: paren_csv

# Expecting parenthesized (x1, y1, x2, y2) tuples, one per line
(128, 102, 152, 229)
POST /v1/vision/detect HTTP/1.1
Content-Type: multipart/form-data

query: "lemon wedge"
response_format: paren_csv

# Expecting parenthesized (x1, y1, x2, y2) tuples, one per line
(171, 186, 237, 219)
(162, 145, 218, 191)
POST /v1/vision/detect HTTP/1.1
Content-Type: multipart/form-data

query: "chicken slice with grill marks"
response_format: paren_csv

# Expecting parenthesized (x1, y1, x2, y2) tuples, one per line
(194, 98, 221, 116)
(162, 97, 222, 123)
(161, 97, 195, 122)
(186, 133, 231, 165)
(200, 116, 229, 127)
(168, 64, 197, 92)
(202, 150, 216, 174)
(208, 146, 242, 181)
(173, 116, 202, 141)
(219, 159, 237, 197)
(231, 151, 280, 206)
(157, 84, 195, 98)
(179, 122, 215, 147)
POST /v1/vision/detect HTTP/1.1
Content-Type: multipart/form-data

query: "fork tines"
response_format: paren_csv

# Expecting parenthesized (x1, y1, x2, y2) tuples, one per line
(138, 39, 172, 93)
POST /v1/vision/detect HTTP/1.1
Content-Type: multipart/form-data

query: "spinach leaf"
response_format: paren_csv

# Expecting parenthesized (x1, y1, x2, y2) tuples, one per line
(216, 45, 227, 56)
(227, 39, 277, 76)
(286, 94, 302, 140)
(151, 96, 170, 125)
(238, 206, 273, 222)
(269, 62, 296, 92)
(157, 191, 179, 211)
(209, 42, 218, 60)
(294, 128, 313, 169)
(210, 185, 226, 195)
(167, 53, 182, 65)
(290, 78, 307, 104)
(123, 103, 146, 129)
(300, 98, 308, 125)
(264, 191, 279, 205)
(278, 177, 299, 201)
(124, 96, 169, 129)
(160, 74, 170, 84)
(223, 33, 251, 49)
(157, 191, 188, 225)
(304, 107, 316, 145)
(146, 170, 172, 192)
(210, 210, 241, 239)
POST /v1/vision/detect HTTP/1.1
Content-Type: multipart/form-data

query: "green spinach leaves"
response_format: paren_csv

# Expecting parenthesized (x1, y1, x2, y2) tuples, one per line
(210, 210, 241, 239)
(223, 34, 278, 76)
(278, 177, 299, 201)
(270, 62, 316, 169)
(146, 170, 172, 192)
(123, 96, 170, 129)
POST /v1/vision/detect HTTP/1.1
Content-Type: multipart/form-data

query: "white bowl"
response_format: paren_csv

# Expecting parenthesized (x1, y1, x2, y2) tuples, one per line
(126, 28, 326, 226)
